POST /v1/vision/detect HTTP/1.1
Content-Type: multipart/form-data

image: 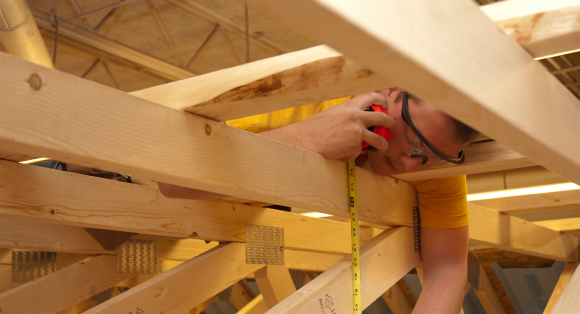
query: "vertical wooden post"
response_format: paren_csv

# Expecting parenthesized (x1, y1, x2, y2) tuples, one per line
(254, 265, 296, 308)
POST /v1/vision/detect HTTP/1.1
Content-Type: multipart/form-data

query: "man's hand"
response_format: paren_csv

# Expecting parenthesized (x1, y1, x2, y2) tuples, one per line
(262, 92, 394, 161)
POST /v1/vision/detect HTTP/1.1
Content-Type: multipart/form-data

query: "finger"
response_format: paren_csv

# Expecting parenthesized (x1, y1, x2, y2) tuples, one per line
(359, 111, 395, 130)
(346, 91, 387, 110)
(362, 129, 390, 153)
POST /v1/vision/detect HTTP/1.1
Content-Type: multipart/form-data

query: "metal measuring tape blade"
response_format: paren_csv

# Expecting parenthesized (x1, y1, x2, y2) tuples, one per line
(348, 160, 362, 314)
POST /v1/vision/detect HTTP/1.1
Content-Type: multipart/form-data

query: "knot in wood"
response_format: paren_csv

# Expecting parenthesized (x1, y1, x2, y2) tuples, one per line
(205, 124, 212, 135)
(28, 74, 42, 91)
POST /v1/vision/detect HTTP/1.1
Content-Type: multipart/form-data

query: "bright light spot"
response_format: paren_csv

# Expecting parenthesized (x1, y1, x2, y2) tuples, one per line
(19, 158, 50, 164)
(301, 212, 333, 218)
(467, 183, 580, 201)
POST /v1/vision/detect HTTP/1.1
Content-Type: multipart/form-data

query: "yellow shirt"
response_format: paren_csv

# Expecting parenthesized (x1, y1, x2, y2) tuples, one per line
(227, 98, 469, 229)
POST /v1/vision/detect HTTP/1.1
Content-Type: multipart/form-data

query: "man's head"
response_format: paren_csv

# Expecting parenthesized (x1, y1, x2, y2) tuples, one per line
(366, 87, 479, 176)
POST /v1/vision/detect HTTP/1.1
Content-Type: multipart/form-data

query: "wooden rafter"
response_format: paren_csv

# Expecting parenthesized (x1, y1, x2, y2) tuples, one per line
(83, 243, 263, 314)
(469, 203, 578, 261)
(544, 262, 578, 314)
(0, 160, 385, 255)
(264, 228, 420, 313)
(0, 54, 416, 227)
(471, 189, 580, 215)
(482, 0, 580, 59)
(243, 0, 580, 188)
(255, 265, 297, 309)
(0, 255, 133, 314)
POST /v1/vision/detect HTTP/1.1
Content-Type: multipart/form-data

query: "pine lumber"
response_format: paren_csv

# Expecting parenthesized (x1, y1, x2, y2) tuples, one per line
(254, 265, 296, 308)
(393, 141, 535, 182)
(473, 263, 507, 314)
(131, 45, 388, 121)
(0, 255, 133, 314)
(468, 203, 578, 261)
(534, 218, 580, 232)
(243, 0, 580, 188)
(471, 189, 580, 215)
(263, 228, 420, 313)
(544, 262, 578, 314)
(83, 243, 263, 314)
(382, 283, 413, 314)
(237, 294, 268, 314)
(482, 0, 580, 59)
(0, 160, 384, 255)
(550, 262, 580, 313)
(0, 53, 416, 227)
(0, 218, 112, 254)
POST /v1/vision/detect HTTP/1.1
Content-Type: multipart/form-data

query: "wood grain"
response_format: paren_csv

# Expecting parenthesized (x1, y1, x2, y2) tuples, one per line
(468, 204, 578, 261)
(0, 255, 133, 314)
(83, 243, 263, 314)
(0, 160, 385, 255)
(0, 53, 416, 227)
(243, 0, 580, 188)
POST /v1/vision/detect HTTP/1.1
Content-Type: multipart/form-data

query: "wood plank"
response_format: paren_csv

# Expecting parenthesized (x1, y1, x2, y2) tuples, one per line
(550, 262, 580, 313)
(243, 0, 580, 188)
(470, 189, 580, 215)
(0, 53, 416, 227)
(0, 218, 113, 255)
(534, 218, 580, 232)
(482, 0, 580, 59)
(382, 282, 413, 314)
(0, 160, 385, 255)
(83, 243, 263, 314)
(263, 228, 420, 313)
(230, 281, 256, 310)
(254, 265, 296, 309)
(131, 45, 387, 121)
(468, 204, 578, 261)
(284, 249, 344, 272)
(393, 141, 534, 182)
(186, 295, 218, 314)
(0, 255, 133, 314)
(544, 262, 578, 314)
(473, 264, 507, 314)
(237, 294, 268, 314)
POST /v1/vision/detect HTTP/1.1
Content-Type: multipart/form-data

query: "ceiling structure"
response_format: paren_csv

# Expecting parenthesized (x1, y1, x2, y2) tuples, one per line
(1, 1, 580, 314)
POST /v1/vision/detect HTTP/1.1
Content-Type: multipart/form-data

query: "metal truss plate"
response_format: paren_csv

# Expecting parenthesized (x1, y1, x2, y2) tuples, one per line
(12, 251, 56, 282)
(116, 239, 158, 274)
(245, 224, 284, 265)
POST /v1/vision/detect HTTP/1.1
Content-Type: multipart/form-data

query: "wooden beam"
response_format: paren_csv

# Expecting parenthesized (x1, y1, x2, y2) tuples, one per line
(131, 45, 387, 121)
(237, 294, 268, 314)
(230, 281, 256, 309)
(470, 189, 580, 215)
(0, 53, 416, 227)
(83, 243, 263, 314)
(263, 227, 420, 313)
(534, 218, 580, 232)
(544, 262, 578, 314)
(473, 263, 507, 314)
(394, 141, 535, 182)
(550, 262, 580, 313)
(255, 265, 296, 309)
(0, 160, 384, 255)
(382, 282, 413, 314)
(243, 0, 580, 188)
(187, 295, 218, 314)
(482, 0, 580, 59)
(0, 255, 133, 314)
(0, 218, 112, 254)
(468, 203, 578, 261)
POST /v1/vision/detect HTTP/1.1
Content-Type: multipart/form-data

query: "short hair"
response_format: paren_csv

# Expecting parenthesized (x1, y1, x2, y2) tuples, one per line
(394, 90, 480, 144)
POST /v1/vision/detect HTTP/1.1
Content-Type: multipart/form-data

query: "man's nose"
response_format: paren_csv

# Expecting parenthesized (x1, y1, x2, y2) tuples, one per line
(401, 155, 424, 172)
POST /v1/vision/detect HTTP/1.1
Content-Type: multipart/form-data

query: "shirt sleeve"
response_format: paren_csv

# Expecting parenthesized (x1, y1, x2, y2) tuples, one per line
(411, 175, 469, 229)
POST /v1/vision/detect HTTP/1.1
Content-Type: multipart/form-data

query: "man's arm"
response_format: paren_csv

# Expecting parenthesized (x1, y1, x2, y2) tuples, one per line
(158, 92, 394, 199)
(413, 226, 468, 314)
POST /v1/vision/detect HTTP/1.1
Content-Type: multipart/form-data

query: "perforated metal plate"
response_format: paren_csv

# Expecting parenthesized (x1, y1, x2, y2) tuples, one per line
(467, 251, 480, 290)
(116, 239, 158, 274)
(245, 224, 284, 265)
(412, 207, 421, 253)
(12, 251, 56, 282)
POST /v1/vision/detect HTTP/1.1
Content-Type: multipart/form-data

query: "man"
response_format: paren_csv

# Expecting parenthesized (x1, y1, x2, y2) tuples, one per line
(159, 87, 479, 314)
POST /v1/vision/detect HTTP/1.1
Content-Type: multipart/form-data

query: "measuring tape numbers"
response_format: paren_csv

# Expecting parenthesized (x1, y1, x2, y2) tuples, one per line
(348, 160, 362, 314)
